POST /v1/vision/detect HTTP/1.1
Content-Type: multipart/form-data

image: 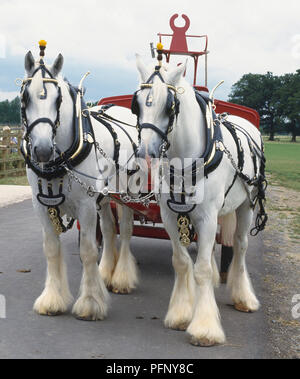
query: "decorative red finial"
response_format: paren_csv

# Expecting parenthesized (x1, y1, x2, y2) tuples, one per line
(169, 14, 190, 52)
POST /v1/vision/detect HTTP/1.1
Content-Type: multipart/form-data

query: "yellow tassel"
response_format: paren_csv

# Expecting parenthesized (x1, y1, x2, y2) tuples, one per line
(157, 42, 164, 51)
(39, 40, 47, 47)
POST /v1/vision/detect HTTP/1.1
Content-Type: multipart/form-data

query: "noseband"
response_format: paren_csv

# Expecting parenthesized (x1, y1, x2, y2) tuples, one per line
(20, 59, 62, 142)
(131, 66, 180, 154)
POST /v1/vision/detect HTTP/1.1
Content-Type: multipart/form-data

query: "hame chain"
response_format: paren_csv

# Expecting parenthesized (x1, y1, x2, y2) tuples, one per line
(65, 166, 97, 197)
(216, 140, 256, 187)
(94, 141, 129, 175)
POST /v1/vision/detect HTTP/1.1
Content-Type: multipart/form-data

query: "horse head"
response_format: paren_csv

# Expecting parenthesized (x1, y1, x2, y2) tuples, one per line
(134, 55, 186, 161)
(21, 51, 64, 163)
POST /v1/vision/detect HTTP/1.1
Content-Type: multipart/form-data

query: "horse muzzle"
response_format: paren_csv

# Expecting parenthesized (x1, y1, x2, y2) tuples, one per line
(33, 139, 54, 163)
(137, 137, 162, 160)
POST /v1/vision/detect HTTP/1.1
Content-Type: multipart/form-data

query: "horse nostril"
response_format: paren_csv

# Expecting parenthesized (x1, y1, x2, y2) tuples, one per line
(34, 144, 54, 163)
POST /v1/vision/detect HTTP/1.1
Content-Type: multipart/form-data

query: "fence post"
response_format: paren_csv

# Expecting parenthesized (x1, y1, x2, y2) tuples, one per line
(0, 126, 26, 178)
(17, 129, 23, 156)
(17, 128, 23, 169)
(2, 126, 11, 175)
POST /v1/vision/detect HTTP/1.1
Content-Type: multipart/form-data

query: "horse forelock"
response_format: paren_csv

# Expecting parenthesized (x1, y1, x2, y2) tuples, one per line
(151, 76, 168, 117)
(29, 69, 46, 99)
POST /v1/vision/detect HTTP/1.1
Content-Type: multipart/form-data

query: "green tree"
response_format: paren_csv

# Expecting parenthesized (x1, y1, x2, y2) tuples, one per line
(86, 101, 98, 108)
(228, 72, 281, 140)
(0, 97, 20, 125)
(276, 70, 300, 142)
(0, 99, 10, 124)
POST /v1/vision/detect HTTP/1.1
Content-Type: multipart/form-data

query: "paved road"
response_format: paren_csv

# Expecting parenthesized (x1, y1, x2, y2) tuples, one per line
(0, 200, 272, 359)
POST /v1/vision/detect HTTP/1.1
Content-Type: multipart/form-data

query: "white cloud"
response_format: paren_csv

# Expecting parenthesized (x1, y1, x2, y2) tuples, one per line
(291, 35, 300, 60)
(0, 0, 300, 99)
(0, 34, 6, 58)
(0, 90, 19, 101)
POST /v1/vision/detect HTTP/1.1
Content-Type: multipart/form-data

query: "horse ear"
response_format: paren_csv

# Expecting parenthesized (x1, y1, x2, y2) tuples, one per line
(51, 53, 64, 77)
(25, 51, 35, 74)
(166, 59, 187, 86)
(136, 54, 149, 83)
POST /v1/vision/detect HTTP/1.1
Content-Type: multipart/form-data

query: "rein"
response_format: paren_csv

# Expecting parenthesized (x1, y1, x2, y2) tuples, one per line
(131, 66, 180, 155)
(20, 60, 62, 143)
(19, 71, 95, 181)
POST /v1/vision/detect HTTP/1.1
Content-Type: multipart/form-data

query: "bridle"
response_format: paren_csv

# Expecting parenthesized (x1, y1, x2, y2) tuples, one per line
(20, 59, 62, 144)
(131, 66, 180, 155)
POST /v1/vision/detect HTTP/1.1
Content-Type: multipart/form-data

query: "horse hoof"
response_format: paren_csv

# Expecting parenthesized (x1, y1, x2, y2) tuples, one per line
(112, 288, 131, 295)
(234, 302, 252, 313)
(76, 315, 96, 322)
(175, 324, 188, 331)
(190, 336, 217, 347)
(45, 311, 63, 317)
(169, 322, 189, 331)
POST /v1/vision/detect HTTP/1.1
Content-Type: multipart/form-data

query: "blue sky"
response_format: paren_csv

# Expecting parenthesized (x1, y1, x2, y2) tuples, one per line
(0, 0, 300, 102)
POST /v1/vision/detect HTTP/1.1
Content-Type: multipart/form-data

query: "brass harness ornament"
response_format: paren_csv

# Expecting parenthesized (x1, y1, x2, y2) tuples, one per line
(177, 214, 194, 247)
(48, 207, 65, 235)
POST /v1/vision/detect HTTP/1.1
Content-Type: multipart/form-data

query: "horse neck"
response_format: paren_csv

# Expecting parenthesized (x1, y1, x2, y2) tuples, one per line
(55, 78, 75, 152)
(168, 85, 206, 160)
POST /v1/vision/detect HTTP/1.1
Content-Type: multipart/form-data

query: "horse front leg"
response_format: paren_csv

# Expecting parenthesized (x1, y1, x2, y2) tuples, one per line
(111, 205, 138, 294)
(73, 207, 109, 321)
(99, 202, 119, 290)
(34, 214, 73, 316)
(227, 201, 260, 312)
(187, 212, 226, 346)
(161, 207, 195, 331)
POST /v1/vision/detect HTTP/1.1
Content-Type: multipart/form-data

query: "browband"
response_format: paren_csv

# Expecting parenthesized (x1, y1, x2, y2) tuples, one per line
(140, 83, 178, 93)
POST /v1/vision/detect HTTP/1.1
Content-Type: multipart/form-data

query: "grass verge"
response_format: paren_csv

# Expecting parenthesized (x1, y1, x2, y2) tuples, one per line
(264, 139, 300, 192)
(0, 176, 28, 186)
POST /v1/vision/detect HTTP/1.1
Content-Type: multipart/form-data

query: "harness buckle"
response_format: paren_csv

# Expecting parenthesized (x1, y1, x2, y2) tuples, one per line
(176, 87, 185, 95)
(216, 140, 225, 152)
(15, 78, 24, 87)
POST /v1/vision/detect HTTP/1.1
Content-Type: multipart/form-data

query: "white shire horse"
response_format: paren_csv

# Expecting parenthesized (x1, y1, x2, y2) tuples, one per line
(21, 50, 139, 320)
(134, 56, 267, 346)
